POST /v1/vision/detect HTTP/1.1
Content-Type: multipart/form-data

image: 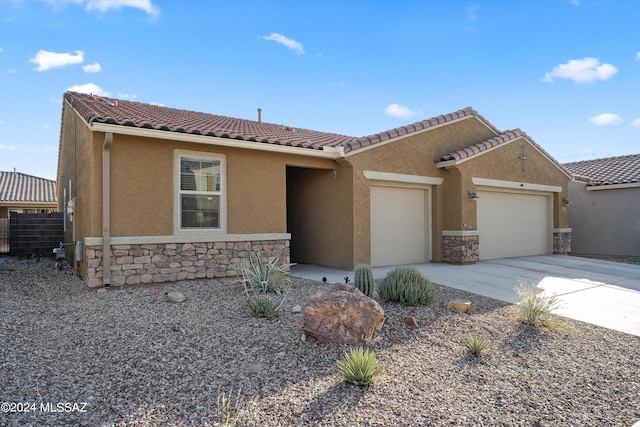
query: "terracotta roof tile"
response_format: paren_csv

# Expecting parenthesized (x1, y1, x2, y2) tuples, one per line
(0, 171, 57, 203)
(438, 129, 525, 162)
(64, 92, 354, 151)
(343, 107, 498, 153)
(564, 154, 640, 187)
(63, 92, 499, 156)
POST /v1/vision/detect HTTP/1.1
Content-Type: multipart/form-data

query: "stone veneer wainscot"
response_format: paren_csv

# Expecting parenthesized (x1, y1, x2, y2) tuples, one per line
(85, 239, 290, 288)
(442, 232, 480, 264)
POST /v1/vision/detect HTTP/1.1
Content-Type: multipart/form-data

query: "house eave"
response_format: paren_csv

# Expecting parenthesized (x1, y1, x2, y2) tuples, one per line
(586, 182, 640, 191)
(90, 123, 345, 159)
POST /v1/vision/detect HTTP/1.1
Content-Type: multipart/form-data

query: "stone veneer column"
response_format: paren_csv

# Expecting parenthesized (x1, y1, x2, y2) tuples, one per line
(442, 231, 479, 264)
(553, 229, 571, 255)
(84, 239, 290, 287)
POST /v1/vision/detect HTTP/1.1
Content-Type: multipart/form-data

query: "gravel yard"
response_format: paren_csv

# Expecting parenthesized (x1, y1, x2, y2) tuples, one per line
(1, 256, 639, 427)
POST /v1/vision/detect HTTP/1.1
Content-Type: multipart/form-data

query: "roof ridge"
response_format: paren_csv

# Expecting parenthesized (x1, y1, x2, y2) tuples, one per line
(344, 106, 494, 153)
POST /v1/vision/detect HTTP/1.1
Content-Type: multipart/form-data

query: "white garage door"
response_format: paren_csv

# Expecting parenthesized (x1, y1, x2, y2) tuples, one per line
(370, 186, 427, 266)
(477, 191, 550, 260)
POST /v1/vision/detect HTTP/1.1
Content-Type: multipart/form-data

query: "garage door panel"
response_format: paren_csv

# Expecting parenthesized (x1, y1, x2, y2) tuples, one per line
(477, 191, 550, 260)
(371, 187, 427, 267)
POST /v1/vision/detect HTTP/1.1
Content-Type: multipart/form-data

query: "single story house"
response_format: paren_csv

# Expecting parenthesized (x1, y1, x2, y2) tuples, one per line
(564, 154, 639, 257)
(57, 91, 572, 287)
(0, 170, 57, 217)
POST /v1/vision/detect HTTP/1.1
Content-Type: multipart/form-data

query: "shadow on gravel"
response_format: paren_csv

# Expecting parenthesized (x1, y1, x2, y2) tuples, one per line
(296, 381, 366, 425)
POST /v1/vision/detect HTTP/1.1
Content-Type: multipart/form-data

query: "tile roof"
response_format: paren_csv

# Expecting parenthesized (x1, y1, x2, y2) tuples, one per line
(64, 92, 353, 150)
(63, 92, 493, 154)
(564, 154, 640, 187)
(437, 129, 526, 162)
(436, 129, 573, 178)
(0, 171, 57, 203)
(344, 107, 498, 153)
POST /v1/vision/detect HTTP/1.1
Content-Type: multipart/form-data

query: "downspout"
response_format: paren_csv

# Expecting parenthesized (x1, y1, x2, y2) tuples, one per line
(102, 132, 113, 287)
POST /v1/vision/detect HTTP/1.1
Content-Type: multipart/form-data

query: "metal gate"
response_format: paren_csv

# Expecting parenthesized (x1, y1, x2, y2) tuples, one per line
(0, 217, 8, 254)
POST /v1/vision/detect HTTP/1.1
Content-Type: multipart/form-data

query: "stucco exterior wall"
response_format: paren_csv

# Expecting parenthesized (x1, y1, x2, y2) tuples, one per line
(459, 139, 571, 230)
(286, 165, 354, 269)
(57, 103, 103, 277)
(568, 182, 639, 256)
(345, 117, 497, 265)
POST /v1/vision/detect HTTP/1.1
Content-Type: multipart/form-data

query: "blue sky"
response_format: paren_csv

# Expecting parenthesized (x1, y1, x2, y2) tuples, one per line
(0, 0, 638, 180)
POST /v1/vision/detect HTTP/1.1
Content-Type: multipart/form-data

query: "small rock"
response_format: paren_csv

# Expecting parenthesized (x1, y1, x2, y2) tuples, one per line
(166, 291, 185, 303)
(291, 304, 302, 313)
(404, 316, 419, 328)
(448, 300, 472, 314)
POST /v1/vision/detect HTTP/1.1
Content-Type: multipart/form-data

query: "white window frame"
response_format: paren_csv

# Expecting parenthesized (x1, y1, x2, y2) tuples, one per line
(174, 150, 227, 235)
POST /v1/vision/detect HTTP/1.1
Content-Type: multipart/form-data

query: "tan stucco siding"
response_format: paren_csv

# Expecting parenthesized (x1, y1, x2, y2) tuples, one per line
(287, 165, 354, 269)
(345, 118, 496, 265)
(99, 135, 341, 237)
(458, 138, 571, 228)
(56, 106, 102, 242)
(109, 135, 174, 236)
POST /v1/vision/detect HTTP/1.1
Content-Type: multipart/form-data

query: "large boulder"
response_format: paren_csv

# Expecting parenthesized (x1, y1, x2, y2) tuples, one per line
(302, 283, 385, 345)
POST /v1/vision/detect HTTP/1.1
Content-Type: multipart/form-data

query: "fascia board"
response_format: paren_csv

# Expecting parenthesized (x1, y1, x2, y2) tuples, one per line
(363, 170, 443, 185)
(587, 182, 640, 191)
(472, 177, 562, 193)
(90, 123, 343, 159)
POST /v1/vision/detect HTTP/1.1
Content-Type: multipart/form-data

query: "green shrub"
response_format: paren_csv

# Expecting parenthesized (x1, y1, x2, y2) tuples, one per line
(354, 264, 374, 298)
(235, 251, 295, 295)
(377, 267, 434, 306)
(514, 280, 559, 328)
(248, 298, 279, 320)
(465, 333, 486, 356)
(336, 347, 384, 386)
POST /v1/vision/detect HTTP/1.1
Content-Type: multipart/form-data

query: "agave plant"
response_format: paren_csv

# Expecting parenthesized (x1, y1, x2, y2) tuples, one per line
(236, 251, 295, 295)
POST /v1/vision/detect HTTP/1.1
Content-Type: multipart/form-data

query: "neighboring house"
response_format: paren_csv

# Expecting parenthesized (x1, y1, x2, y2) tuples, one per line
(0, 170, 57, 217)
(564, 154, 640, 257)
(57, 91, 572, 287)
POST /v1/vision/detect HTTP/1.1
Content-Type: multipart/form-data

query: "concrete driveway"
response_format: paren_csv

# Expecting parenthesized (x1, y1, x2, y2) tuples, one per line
(291, 255, 640, 337)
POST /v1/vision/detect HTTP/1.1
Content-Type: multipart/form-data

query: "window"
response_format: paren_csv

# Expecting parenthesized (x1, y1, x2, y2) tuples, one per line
(178, 155, 224, 230)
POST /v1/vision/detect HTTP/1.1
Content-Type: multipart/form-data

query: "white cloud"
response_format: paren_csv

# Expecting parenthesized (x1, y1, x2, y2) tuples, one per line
(262, 33, 305, 54)
(85, 0, 159, 16)
(82, 62, 101, 73)
(7, 68, 16, 74)
(589, 113, 623, 126)
(542, 57, 617, 83)
(117, 92, 137, 100)
(0, 144, 17, 151)
(636, 52, 640, 61)
(384, 103, 420, 119)
(631, 118, 640, 127)
(66, 83, 110, 96)
(570, 0, 580, 6)
(30, 49, 84, 71)
(465, 5, 479, 22)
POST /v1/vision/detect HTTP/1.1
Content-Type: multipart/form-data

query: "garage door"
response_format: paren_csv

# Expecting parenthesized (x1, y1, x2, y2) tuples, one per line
(476, 191, 550, 260)
(370, 186, 427, 266)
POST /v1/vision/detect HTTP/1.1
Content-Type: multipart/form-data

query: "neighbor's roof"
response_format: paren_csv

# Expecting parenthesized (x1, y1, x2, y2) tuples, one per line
(0, 171, 57, 203)
(564, 154, 640, 187)
(63, 91, 496, 155)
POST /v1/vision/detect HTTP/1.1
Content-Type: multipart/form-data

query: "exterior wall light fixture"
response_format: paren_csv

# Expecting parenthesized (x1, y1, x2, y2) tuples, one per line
(563, 197, 573, 205)
(468, 191, 480, 200)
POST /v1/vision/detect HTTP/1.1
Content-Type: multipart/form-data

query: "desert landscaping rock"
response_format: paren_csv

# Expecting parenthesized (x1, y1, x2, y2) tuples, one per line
(165, 291, 185, 303)
(1, 257, 639, 426)
(302, 283, 385, 345)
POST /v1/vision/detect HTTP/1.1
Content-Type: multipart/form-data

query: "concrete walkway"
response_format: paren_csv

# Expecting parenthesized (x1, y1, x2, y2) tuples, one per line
(291, 255, 640, 337)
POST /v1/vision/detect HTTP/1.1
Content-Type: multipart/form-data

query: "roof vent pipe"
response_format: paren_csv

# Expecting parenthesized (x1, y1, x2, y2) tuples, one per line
(257, 108, 262, 124)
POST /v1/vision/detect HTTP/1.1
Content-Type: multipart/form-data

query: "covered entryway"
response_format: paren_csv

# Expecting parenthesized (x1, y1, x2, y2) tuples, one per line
(370, 186, 428, 266)
(476, 191, 550, 260)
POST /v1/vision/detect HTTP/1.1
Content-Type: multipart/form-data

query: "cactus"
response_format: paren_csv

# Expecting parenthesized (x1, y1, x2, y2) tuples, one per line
(354, 264, 374, 298)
